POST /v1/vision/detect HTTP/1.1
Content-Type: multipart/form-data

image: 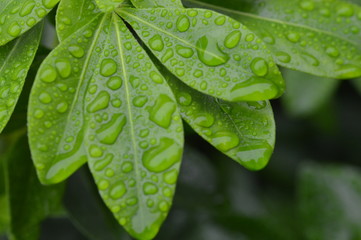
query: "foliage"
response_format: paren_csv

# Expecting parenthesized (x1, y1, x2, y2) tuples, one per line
(0, 0, 361, 239)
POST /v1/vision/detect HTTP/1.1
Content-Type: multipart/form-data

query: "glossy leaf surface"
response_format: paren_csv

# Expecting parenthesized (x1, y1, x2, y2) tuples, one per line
(28, 14, 106, 184)
(282, 69, 339, 117)
(166, 71, 275, 170)
(56, 0, 101, 42)
(130, 0, 183, 8)
(298, 163, 361, 240)
(0, 23, 42, 134)
(118, 8, 284, 102)
(0, 131, 64, 240)
(187, 0, 361, 78)
(0, 0, 59, 46)
(84, 14, 183, 240)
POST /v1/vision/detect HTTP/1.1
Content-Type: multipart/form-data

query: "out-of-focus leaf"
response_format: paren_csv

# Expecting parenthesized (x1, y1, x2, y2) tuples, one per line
(352, 78, 361, 95)
(0, 23, 43, 134)
(64, 167, 131, 240)
(130, 0, 183, 8)
(0, 131, 64, 240)
(282, 69, 339, 117)
(186, 0, 361, 79)
(0, 0, 59, 46)
(118, 8, 284, 102)
(165, 71, 275, 170)
(298, 162, 361, 240)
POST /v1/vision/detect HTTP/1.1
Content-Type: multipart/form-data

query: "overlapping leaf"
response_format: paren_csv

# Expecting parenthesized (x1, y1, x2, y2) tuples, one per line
(118, 8, 284, 102)
(0, 131, 64, 240)
(130, 0, 183, 8)
(186, 0, 361, 78)
(0, 0, 59, 46)
(165, 71, 275, 170)
(0, 23, 42, 134)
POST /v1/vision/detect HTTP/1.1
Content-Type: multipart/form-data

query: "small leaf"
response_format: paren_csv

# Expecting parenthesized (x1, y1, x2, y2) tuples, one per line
(0, 0, 59, 46)
(186, 0, 361, 79)
(84, 14, 183, 240)
(281, 69, 339, 117)
(165, 71, 275, 170)
(118, 8, 284, 102)
(28, 13, 105, 184)
(130, 0, 183, 8)
(0, 131, 64, 240)
(0, 23, 43, 134)
(298, 163, 361, 240)
(56, 0, 101, 42)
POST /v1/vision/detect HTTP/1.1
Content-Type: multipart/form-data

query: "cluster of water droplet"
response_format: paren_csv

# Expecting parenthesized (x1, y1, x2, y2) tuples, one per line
(0, 0, 59, 46)
(120, 8, 284, 102)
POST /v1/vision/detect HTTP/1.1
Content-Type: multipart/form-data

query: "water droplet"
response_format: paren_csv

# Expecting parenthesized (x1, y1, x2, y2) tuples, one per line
(301, 53, 319, 66)
(96, 113, 126, 144)
(177, 92, 192, 106)
(89, 145, 103, 158)
(326, 47, 339, 57)
(40, 65, 57, 83)
(68, 45, 85, 58)
(212, 131, 239, 152)
(251, 58, 269, 77)
(55, 58, 72, 78)
(150, 71, 163, 84)
(337, 5, 354, 17)
(335, 64, 361, 78)
(176, 45, 194, 58)
(39, 92, 52, 104)
(42, 0, 58, 8)
(20, 1, 35, 17)
(107, 76, 122, 90)
(149, 94, 176, 128)
(194, 113, 215, 127)
(143, 182, 158, 195)
(215, 16, 226, 25)
(299, 1, 315, 11)
(122, 162, 133, 173)
(196, 35, 229, 66)
(176, 15, 190, 32)
(56, 102, 68, 113)
(100, 59, 117, 77)
(110, 182, 127, 199)
(230, 77, 279, 101)
(87, 91, 110, 113)
(276, 51, 291, 63)
(148, 34, 164, 52)
(224, 31, 241, 49)
(34, 109, 45, 119)
(8, 22, 21, 37)
(286, 32, 300, 43)
(133, 95, 148, 107)
(142, 138, 182, 173)
(158, 201, 169, 212)
(161, 49, 174, 63)
(98, 179, 109, 190)
(94, 154, 113, 171)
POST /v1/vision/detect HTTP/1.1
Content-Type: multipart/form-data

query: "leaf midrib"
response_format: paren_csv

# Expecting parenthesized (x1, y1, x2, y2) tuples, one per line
(185, 0, 360, 48)
(118, 8, 227, 63)
(113, 13, 146, 227)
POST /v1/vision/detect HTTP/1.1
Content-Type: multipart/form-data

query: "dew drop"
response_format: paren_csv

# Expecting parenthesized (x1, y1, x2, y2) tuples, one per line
(276, 51, 291, 63)
(194, 113, 215, 128)
(133, 95, 148, 107)
(148, 34, 164, 52)
(149, 94, 176, 128)
(87, 91, 110, 113)
(94, 154, 113, 171)
(299, 1, 315, 11)
(177, 92, 192, 106)
(176, 45, 194, 58)
(42, 0, 58, 8)
(335, 64, 361, 78)
(212, 131, 239, 152)
(224, 31, 241, 49)
(20, 1, 35, 17)
(40, 65, 57, 83)
(286, 32, 301, 43)
(55, 58, 72, 78)
(143, 182, 158, 195)
(107, 76, 122, 90)
(100, 59, 117, 77)
(89, 145, 103, 158)
(38, 92, 52, 104)
(68, 45, 85, 58)
(8, 22, 21, 37)
(326, 47, 339, 57)
(176, 15, 190, 32)
(96, 113, 126, 145)
(122, 162, 133, 173)
(98, 179, 109, 190)
(150, 71, 163, 84)
(251, 58, 269, 77)
(196, 35, 229, 67)
(56, 101, 68, 113)
(142, 138, 182, 173)
(110, 182, 127, 199)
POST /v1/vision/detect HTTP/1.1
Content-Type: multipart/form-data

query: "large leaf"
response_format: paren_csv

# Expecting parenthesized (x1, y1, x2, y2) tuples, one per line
(118, 8, 284, 102)
(28, 13, 106, 184)
(0, 23, 42, 134)
(84, 14, 183, 240)
(0, 0, 59, 46)
(298, 163, 361, 240)
(0, 131, 64, 240)
(281, 69, 339, 117)
(130, 0, 183, 8)
(186, 0, 361, 79)
(56, 0, 101, 42)
(165, 71, 275, 170)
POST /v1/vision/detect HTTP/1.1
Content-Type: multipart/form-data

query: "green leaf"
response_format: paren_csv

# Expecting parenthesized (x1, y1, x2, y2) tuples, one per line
(84, 14, 183, 240)
(298, 163, 361, 240)
(0, 23, 43, 134)
(165, 71, 275, 170)
(56, 0, 101, 42)
(118, 8, 284, 102)
(130, 0, 183, 8)
(281, 69, 339, 117)
(0, 0, 59, 46)
(28, 13, 105, 184)
(186, 0, 361, 79)
(0, 131, 64, 240)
